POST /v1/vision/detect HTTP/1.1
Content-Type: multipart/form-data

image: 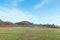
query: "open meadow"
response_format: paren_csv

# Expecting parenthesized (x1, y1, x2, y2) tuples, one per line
(0, 27, 60, 40)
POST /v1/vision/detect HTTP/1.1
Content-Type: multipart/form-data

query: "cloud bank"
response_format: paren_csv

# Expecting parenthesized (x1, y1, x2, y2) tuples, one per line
(0, 7, 39, 23)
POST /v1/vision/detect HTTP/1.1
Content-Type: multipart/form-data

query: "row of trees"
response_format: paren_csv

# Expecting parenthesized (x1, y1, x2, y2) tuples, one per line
(43, 24, 59, 28)
(0, 19, 60, 28)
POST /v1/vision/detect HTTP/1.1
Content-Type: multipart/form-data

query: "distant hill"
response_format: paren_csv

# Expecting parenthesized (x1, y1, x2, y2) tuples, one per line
(16, 21, 33, 26)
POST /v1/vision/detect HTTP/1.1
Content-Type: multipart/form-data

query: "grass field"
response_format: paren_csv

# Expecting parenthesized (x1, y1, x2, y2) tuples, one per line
(0, 27, 60, 40)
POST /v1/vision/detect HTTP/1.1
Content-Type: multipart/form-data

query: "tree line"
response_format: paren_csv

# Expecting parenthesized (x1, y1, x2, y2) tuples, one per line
(0, 19, 60, 28)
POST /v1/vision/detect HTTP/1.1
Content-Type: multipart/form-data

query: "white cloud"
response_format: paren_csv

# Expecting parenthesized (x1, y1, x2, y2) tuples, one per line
(0, 7, 39, 23)
(0, 0, 40, 23)
(0, 7, 60, 25)
(34, 0, 54, 10)
(34, 0, 45, 10)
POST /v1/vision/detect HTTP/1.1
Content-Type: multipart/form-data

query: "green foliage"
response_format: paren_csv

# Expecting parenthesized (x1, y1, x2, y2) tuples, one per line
(0, 19, 3, 22)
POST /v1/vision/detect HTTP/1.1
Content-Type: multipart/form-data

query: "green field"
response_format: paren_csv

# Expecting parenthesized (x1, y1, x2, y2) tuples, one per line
(0, 27, 60, 40)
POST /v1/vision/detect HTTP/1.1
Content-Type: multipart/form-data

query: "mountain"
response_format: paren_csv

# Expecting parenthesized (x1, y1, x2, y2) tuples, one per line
(16, 21, 33, 26)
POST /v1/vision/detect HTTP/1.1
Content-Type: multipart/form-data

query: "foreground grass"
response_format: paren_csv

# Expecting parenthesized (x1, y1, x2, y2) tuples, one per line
(0, 27, 60, 40)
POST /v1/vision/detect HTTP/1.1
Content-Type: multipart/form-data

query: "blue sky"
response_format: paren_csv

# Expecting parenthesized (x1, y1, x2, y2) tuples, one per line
(0, 0, 60, 25)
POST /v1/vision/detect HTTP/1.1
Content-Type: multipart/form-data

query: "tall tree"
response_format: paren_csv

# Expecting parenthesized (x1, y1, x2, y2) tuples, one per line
(0, 19, 3, 22)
